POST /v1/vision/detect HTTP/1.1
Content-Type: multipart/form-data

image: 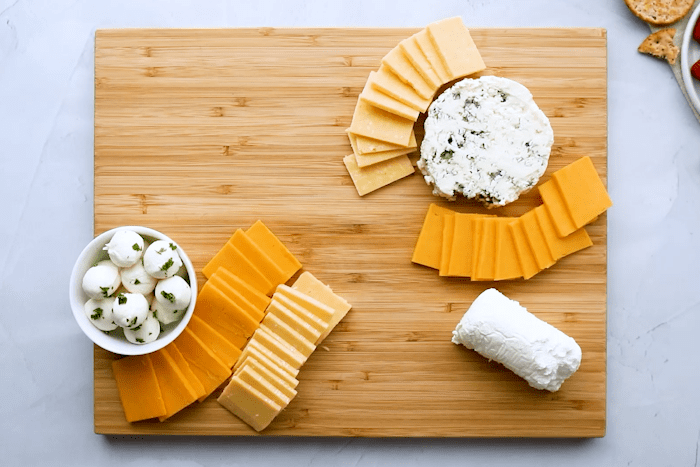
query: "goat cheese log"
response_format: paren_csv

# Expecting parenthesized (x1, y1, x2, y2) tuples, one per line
(452, 288, 581, 392)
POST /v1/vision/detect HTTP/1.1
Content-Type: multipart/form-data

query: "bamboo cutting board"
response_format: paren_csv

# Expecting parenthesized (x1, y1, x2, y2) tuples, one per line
(94, 27, 607, 437)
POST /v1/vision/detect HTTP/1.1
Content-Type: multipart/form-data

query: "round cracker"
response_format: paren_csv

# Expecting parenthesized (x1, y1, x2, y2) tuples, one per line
(624, 0, 695, 25)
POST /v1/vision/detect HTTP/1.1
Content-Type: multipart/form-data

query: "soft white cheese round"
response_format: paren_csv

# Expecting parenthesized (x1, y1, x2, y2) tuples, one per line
(83, 298, 118, 332)
(143, 240, 183, 279)
(123, 311, 161, 344)
(120, 261, 157, 295)
(418, 76, 554, 207)
(111, 292, 150, 329)
(82, 260, 121, 299)
(103, 230, 144, 267)
(151, 299, 185, 325)
(154, 275, 192, 311)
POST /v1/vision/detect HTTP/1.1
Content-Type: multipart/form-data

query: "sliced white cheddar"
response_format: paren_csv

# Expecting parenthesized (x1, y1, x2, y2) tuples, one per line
(359, 73, 420, 121)
(348, 100, 414, 147)
(400, 34, 442, 89)
(343, 153, 415, 197)
(371, 65, 431, 113)
(347, 128, 417, 155)
(427, 17, 486, 80)
(292, 271, 352, 344)
(381, 46, 436, 99)
(414, 29, 450, 84)
(217, 376, 281, 432)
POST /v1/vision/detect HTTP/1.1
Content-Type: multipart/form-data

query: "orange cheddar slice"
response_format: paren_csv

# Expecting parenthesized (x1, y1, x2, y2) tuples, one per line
(187, 315, 243, 367)
(412, 204, 454, 270)
(290, 271, 351, 344)
(250, 327, 306, 370)
(533, 205, 593, 261)
(202, 242, 273, 295)
(348, 99, 415, 147)
(211, 267, 271, 312)
(520, 209, 555, 271)
(266, 298, 322, 343)
(235, 365, 292, 409)
(245, 339, 300, 378)
(494, 219, 522, 281)
(174, 328, 232, 402)
(261, 313, 316, 358)
(209, 272, 264, 323)
(360, 72, 420, 121)
(551, 156, 613, 234)
(438, 211, 456, 276)
(414, 29, 450, 84)
(229, 229, 287, 288)
(246, 220, 302, 284)
(234, 357, 298, 400)
(509, 219, 540, 280)
(371, 65, 431, 113)
(400, 34, 442, 90)
(538, 180, 577, 238)
(274, 285, 334, 323)
(217, 376, 281, 432)
(162, 343, 207, 401)
(196, 281, 259, 337)
(234, 345, 299, 389)
(381, 46, 435, 99)
(149, 349, 199, 421)
(273, 295, 329, 335)
(112, 355, 166, 423)
(427, 17, 486, 81)
(473, 217, 498, 281)
(470, 216, 484, 278)
(446, 213, 479, 277)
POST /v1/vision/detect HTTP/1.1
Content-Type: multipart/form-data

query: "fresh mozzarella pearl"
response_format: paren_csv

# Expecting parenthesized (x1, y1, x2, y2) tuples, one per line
(82, 260, 121, 299)
(112, 292, 149, 329)
(151, 299, 185, 325)
(154, 275, 192, 311)
(104, 230, 144, 267)
(124, 311, 160, 344)
(120, 261, 157, 295)
(143, 240, 183, 279)
(83, 298, 118, 331)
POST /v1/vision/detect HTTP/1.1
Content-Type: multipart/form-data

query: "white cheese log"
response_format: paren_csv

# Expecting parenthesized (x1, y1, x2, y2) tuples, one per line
(452, 288, 581, 392)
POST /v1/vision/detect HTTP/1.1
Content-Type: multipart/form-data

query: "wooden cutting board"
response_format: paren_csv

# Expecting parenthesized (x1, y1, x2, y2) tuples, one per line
(94, 27, 607, 437)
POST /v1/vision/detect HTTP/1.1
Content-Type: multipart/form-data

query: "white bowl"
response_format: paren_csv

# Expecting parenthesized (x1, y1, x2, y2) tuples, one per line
(681, 2, 700, 115)
(69, 226, 197, 356)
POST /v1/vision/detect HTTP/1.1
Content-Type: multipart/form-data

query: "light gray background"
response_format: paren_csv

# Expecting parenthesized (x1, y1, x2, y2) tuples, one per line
(2, 0, 700, 465)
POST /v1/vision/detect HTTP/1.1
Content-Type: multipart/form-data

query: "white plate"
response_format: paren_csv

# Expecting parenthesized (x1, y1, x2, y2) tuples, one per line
(681, 3, 700, 114)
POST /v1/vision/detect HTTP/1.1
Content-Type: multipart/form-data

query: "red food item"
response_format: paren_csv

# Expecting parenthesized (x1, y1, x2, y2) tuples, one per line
(695, 17, 700, 43)
(692, 60, 700, 81)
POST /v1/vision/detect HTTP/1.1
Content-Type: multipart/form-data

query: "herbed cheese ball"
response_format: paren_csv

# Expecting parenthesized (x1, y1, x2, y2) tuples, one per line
(120, 261, 157, 295)
(112, 292, 150, 329)
(103, 229, 145, 267)
(143, 240, 183, 279)
(83, 298, 118, 332)
(123, 311, 161, 344)
(154, 275, 192, 311)
(82, 260, 121, 299)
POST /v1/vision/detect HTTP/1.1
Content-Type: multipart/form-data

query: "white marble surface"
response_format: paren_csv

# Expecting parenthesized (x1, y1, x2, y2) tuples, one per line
(2, 0, 700, 465)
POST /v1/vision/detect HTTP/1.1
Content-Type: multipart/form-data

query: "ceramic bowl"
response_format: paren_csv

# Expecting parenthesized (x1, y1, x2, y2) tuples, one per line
(681, 3, 700, 115)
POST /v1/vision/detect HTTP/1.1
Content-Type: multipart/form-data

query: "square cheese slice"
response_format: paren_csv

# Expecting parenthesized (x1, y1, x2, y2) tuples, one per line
(275, 284, 334, 322)
(209, 272, 264, 323)
(438, 211, 456, 276)
(347, 129, 417, 155)
(217, 376, 282, 432)
(354, 149, 415, 169)
(234, 345, 299, 389)
(371, 65, 432, 112)
(173, 327, 232, 402)
(343, 153, 414, 197)
(360, 72, 420, 121)
(246, 220, 302, 284)
(229, 229, 287, 288)
(235, 365, 292, 409)
(411, 203, 454, 270)
(261, 314, 316, 358)
(234, 357, 298, 400)
(162, 343, 207, 401)
(246, 338, 301, 378)
(202, 242, 273, 295)
(399, 34, 442, 89)
(519, 209, 555, 271)
(538, 179, 577, 238)
(149, 349, 200, 421)
(250, 327, 307, 370)
(427, 17, 486, 81)
(446, 213, 480, 277)
(210, 267, 271, 313)
(291, 271, 352, 344)
(187, 314, 243, 367)
(414, 29, 450, 84)
(381, 45, 436, 99)
(508, 218, 540, 280)
(533, 205, 593, 261)
(195, 281, 260, 337)
(266, 298, 322, 343)
(112, 355, 167, 423)
(348, 100, 415, 147)
(273, 295, 329, 334)
(494, 218, 522, 281)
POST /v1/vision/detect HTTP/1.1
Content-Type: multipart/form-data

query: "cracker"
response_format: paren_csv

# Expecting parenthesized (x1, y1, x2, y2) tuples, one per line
(638, 28, 680, 64)
(624, 0, 695, 26)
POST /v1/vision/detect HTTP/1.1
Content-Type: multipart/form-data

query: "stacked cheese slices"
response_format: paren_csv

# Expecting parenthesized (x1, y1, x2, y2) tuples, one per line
(218, 274, 351, 432)
(412, 157, 612, 280)
(343, 16, 486, 196)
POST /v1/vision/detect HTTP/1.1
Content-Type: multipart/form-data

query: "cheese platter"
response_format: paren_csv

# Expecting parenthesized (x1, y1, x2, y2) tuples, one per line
(94, 26, 607, 437)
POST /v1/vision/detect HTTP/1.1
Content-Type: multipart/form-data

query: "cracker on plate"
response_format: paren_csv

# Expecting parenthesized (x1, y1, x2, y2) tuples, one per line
(624, 0, 695, 26)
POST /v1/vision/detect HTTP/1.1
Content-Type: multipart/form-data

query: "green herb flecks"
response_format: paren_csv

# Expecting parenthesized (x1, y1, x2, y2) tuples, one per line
(100, 286, 111, 298)
(117, 294, 127, 305)
(130, 316, 138, 326)
(132, 324, 142, 331)
(169, 243, 177, 250)
(156, 247, 167, 255)
(135, 338, 145, 344)
(134, 279, 141, 285)
(161, 291, 175, 303)
(90, 308, 103, 320)
(161, 258, 174, 272)
(132, 243, 142, 251)
(152, 309, 158, 320)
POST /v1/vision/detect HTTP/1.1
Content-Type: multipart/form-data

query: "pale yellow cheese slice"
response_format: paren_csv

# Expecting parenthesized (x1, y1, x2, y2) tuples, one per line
(292, 271, 352, 344)
(234, 356, 298, 400)
(348, 100, 415, 147)
(275, 284, 335, 322)
(234, 344, 299, 389)
(266, 298, 322, 343)
(235, 365, 292, 409)
(400, 34, 442, 89)
(360, 72, 419, 121)
(260, 313, 316, 358)
(343, 153, 415, 197)
(414, 29, 450, 84)
(371, 65, 431, 113)
(427, 17, 486, 80)
(381, 46, 436, 99)
(217, 376, 281, 432)
(251, 327, 307, 370)
(246, 339, 300, 378)
(355, 150, 414, 168)
(273, 295, 329, 334)
(347, 128, 417, 155)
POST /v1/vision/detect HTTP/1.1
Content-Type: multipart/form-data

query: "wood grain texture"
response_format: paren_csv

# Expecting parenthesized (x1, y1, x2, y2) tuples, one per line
(94, 27, 607, 437)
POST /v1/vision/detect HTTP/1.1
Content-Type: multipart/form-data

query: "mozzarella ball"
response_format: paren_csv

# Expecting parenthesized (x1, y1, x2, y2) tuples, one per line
(83, 298, 118, 332)
(82, 260, 121, 299)
(143, 240, 183, 279)
(120, 261, 157, 295)
(151, 299, 186, 325)
(124, 311, 161, 344)
(104, 230, 144, 267)
(112, 292, 149, 329)
(154, 276, 192, 311)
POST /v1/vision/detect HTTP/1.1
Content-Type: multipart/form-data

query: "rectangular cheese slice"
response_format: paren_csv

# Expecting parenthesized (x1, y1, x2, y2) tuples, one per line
(438, 211, 455, 276)
(381, 45, 435, 99)
(414, 29, 450, 84)
(470, 216, 484, 279)
(187, 314, 243, 367)
(261, 314, 316, 358)
(234, 345, 299, 388)
(273, 295, 329, 334)
(235, 365, 292, 409)
(399, 34, 442, 89)
(533, 205, 593, 260)
(250, 327, 306, 370)
(112, 355, 166, 423)
(411, 203, 454, 270)
(246, 220, 302, 284)
(343, 153, 414, 197)
(209, 272, 264, 323)
(234, 357, 298, 400)
(217, 376, 281, 432)
(210, 266, 271, 312)
(551, 156, 613, 234)
(348, 100, 415, 147)
(347, 130, 415, 167)
(149, 349, 199, 421)
(202, 242, 274, 295)
(195, 281, 260, 337)
(229, 229, 287, 288)
(520, 209, 555, 271)
(473, 217, 497, 281)
(275, 284, 334, 322)
(290, 271, 352, 344)
(427, 17, 486, 80)
(349, 128, 417, 154)
(508, 218, 540, 280)
(371, 65, 431, 112)
(266, 298, 322, 343)
(538, 180, 577, 239)
(162, 343, 207, 401)
(173, 327, 232, 402)
(494, 218, 522, 281)
(360, 72, 420, 121)
(246, 338, 300, 378)
(446, 213, 478, 277)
